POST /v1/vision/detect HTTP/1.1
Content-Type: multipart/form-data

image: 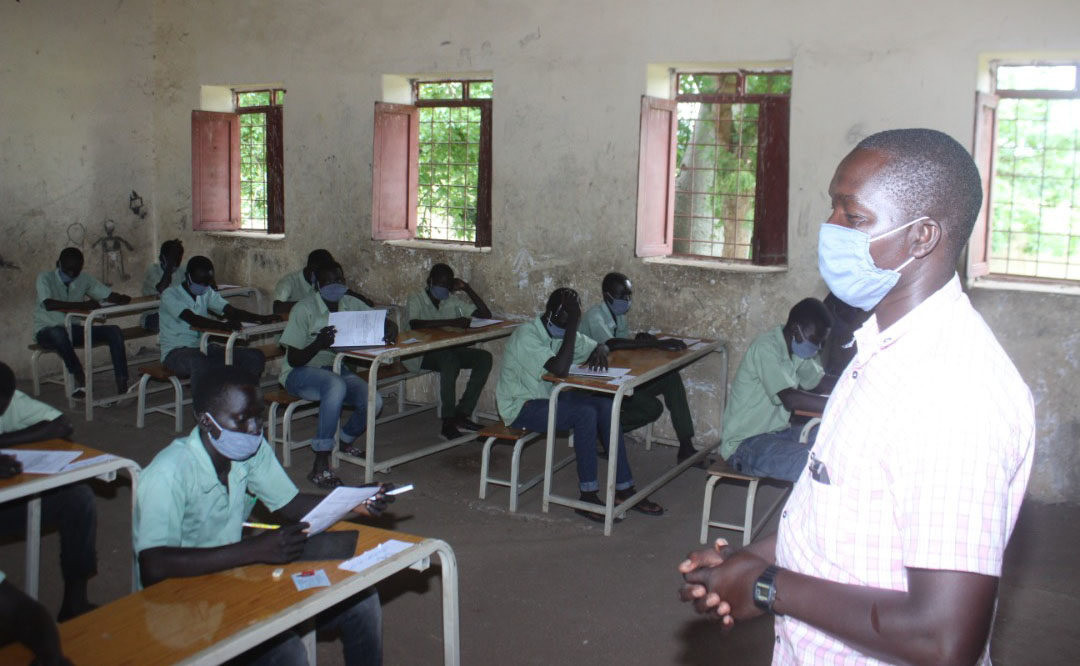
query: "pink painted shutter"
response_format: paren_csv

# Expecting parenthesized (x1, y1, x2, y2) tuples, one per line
(968, 92, 998, 279)
(635, 96, 676, 257)
(191, 110, 241, 230)
(372, 102, 418, 240)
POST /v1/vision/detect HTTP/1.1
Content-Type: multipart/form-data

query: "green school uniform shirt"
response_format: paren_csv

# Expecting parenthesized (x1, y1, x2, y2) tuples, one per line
(158, 283, 231, 360)
(274, 270, 314, 304)
(495, 316, 597, 424)
(132, 427, 298, 561)
(277, 292, 372, 386)
(579, 302, 631, 343)
(33, 269, 112, 336)
(720, 325, 824, 459)
(140, 263, 183, 327)
(0, 390, 62, 434)
(401, 288, 478, 370)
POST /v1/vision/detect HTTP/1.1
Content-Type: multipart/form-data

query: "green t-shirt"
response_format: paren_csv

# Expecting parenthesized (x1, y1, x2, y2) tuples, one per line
(495, 316, 597, 423)
(33, 269, 112, 335)
(277, 292, 372, 386)
(0, 390, 62, 434)
(579, 302, 630, 343)
(274, 270, 315, 304)
(158, 283, 231, 360)
(720, 325, 824, 459)
(403, 288, 476, 331)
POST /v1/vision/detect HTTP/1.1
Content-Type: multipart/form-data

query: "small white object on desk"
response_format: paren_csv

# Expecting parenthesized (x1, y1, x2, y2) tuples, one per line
(568, 366, 632, 379)
(338, 539, 415, 573)
(291, 569, 331, 590)
(0, 449, 84, 475)
(469, 318, 502, 328)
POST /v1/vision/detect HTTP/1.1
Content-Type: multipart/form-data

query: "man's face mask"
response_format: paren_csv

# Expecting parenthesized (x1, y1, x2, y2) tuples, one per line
(428, 284, 451, 301)
(605, 291, 632, 316)
(817, 217, 925, 311)
(318, 281, 348, 302)
(186, 273, 210, 296)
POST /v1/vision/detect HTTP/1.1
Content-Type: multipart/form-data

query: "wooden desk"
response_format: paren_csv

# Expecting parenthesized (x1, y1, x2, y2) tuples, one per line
(197, 318, 289, 366)
(332, 320, 521, 482)
(0, 439, 140, 597)
(0, 524, 459, 665)
(541, 338, 727, 535)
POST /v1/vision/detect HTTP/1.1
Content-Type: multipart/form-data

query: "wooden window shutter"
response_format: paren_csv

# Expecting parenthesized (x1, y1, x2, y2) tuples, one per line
(635, 96, 676, 257)
(266, 105, 285, 234)
(968, 92, 998, 280)
(372, 102, 418, 240)
(752, 98, 790, 266)
(191, 110, 241, 230)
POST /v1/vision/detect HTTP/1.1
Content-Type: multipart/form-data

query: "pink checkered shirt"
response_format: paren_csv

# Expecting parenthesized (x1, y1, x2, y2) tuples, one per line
(773, 275, 1035, 665)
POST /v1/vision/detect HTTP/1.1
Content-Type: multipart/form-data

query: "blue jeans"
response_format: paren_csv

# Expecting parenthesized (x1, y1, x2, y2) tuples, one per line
(35, 324, 129, 382)
(285, 366, 383, 452)
(163, 344, 266, 386)
(241, 588, 382, 666)
(511, 392, 634, 493)
(727, 423, 819, 482)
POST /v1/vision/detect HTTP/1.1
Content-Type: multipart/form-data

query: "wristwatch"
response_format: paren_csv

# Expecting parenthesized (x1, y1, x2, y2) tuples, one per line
(752, 565, 784, 615)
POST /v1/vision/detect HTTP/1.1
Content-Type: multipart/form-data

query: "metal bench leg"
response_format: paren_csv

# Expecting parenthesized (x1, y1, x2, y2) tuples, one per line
(700, 474, 721, 544)
(479, 436, 497, 500)
(169, 376, 184, 432)
(30, 350, 43, 396)
(509, 436, 527, 513)
(136, 373, 151, 428)
(284, 401, 302, 468)
(742, 478, 760, 546)
(268, 402, 281, 464)
(644, 421, 654, 450)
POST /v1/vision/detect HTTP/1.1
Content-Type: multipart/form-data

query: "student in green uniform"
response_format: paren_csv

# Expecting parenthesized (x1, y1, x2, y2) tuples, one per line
(719, 298, 833, 482)
(0, 569, 71, 665)
(139, 239, 184, 332)
(0, 361, 98, 621)
(496, 288, 664, 521)
(158, 256, 277, 385)
(579, 272, 704, 466)
(134, 365, 391, 665)
(273, 249, 375, 314)
(278, 262, 397, 489)
(34, 248, 132, 396)
(405, 263, 493, 440)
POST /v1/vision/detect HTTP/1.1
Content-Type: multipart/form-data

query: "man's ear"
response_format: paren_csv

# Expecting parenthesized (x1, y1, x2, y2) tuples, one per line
(910, 217, 943, 259)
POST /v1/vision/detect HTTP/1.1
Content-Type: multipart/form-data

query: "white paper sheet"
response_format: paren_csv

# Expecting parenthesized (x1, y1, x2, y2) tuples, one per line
(299, 486, 382, 535)
(608, 374, 637, 386)
(659, 335, 700, 346)
(60, 454, 118, 472)
(291, 569, 331, 590)
(338, 539, 415, 573)
(469, 318, 502, 328)
(328, 310, 387, 347)
(1, 449, 84, 475)
(568, 365, 632, 379)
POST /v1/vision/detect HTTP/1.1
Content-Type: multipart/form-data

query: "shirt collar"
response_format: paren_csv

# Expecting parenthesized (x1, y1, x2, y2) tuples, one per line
(853, 273, 963, 366)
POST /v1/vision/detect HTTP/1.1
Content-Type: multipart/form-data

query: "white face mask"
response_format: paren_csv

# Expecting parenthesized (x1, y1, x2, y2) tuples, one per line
(817, 217, 925, 311)
(204, 412, 263, 460)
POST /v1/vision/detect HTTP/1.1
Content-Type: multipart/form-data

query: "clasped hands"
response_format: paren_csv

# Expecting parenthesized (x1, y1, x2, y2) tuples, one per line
(678, 538, 772, 627)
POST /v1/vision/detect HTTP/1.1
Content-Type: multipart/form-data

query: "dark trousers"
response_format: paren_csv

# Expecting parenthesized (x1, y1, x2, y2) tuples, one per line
(35, 324, 129, 382)
(163, 344, 266, 386)
(0, 483, 98, 582)
(420, 347, 492, 418)
(619, 371, 694, 440)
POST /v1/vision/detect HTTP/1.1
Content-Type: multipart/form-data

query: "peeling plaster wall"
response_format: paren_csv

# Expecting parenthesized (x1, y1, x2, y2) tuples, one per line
(0, 0, 156, 374)
(2, 0, 1078, 503)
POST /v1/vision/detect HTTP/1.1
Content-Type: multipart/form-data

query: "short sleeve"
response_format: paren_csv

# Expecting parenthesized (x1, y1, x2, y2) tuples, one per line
(35, 272, 52, 305)
(206, 290, 229, 315)
(244, 443, 299, 512)
(160, 288, 187, 320)
(273, 274, 293, 302)
(141, 265, 161, 296)
(578, 307, 609, 343)
(84, 275, 113, 301)
(133, 458, 190, 554)
(452, 295, 476, 318)
(278, 307, 310, 350)
(796, 358, 825, 390)
(614, 314, 631, 340)
(571, 331, 599, 364)
(405, 291, 424, 323)
(754, 344, 798, 406)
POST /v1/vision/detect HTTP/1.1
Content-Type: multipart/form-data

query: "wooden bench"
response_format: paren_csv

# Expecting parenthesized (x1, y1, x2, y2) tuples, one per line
(135, 363, 189, 433)
(28, 325, 155, 396)
(478, 422, 575, 512)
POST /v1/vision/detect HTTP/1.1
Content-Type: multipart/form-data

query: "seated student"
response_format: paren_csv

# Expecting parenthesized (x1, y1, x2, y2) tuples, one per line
(134, 365, 391, 665)
(159, 255, 277, 384)
(0, 570, 71, 665)
(273, 249, 375, 314)
(0, 362, 97, 621)
(579, 272, 704, 466)
(719, 298, 834, 482)
(139, 239, 184, 333)
(495, 288, 664, 521)
(405, 263, 494, 440)
(34, 247, 132, 396)
(278, 262, 397, 489)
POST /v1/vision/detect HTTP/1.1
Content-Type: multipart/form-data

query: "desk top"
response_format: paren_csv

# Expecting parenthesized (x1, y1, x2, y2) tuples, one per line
(0, 439, 115, 494)
(336, 319, 521, 360)
(542, 338, 721, 392)
(57, 294, 161, 315)
(0, 524, 428, 665)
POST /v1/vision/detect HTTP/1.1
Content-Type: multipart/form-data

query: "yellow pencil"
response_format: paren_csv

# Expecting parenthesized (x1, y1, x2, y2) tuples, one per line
(242, 521, 280, 530)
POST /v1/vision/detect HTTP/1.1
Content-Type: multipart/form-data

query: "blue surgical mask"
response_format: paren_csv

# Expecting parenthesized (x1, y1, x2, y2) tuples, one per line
(186, 274, 210, 296)
(318, 282, 348, 302)
(817, 217, 924, 311)
(607, 297, 631, 316)
(428, 285, 451, 301)
(204, 413, 263, 460)
(791, 325, 820, 359)
(58, 268, 75, 285)
(545, 319, 566, 339)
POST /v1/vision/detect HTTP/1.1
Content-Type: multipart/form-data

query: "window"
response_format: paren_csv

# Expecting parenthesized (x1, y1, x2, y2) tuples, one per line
(636, 71, 790, 265)
(191, 88, 285, 233)
(371, 79, 492, 247)
(972, 63, 1080, 282)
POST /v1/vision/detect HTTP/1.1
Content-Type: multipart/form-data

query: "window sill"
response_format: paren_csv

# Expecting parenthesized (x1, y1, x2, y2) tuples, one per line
(384, 239, 492, 254)
(969, 276, 1080, 297)
(641, 255, 787, 273)
(202, 231, 286, 241)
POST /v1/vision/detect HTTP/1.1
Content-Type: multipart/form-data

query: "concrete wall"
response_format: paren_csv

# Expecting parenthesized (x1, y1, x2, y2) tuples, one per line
(1, 0, 1077, 503)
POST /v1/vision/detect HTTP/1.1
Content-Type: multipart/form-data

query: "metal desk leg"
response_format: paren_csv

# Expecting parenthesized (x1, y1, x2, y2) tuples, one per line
(603, 387, 628, 536)
(364, 358, 383, 483)
(434, 543, 460, 666)
(25, 497, 42, 598)
(542, 383, 571, 513)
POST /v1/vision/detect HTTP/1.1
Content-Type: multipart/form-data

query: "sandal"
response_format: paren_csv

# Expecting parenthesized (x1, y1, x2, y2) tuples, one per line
(338, 444, 365, 458)
(307, 469, 343, 490)
(615, 488, 665, 516)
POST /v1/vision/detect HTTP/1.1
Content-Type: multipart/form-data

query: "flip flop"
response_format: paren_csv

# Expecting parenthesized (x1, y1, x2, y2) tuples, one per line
(338, 444, 365, 458)
(307, 469, 343, 490)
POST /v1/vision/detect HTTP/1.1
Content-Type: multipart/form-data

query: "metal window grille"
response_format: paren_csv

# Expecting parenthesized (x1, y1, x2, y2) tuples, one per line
(235, 89, 284, 232)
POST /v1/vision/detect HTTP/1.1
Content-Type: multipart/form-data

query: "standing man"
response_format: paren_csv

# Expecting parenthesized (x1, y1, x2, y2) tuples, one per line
(679, 129, 1035, 665)
(34, 247, 132, 396)
(405, 263, 493, 440)
(579, 272, 702, 465)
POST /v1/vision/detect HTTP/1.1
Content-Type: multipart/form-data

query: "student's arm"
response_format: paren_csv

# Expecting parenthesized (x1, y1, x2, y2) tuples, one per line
(43, 298, 99, 311)
(410, 317, 470, 329)
(222, 304, 279, 325)
(103, 291, 131, 305)
(776, 388, 829, 414)
(0, 580, 70, 666)
(155, 265, 177, 294)
(543, 302, 582, 378)
(452, 278, 492, 319)
(272, 300, 297, 315)
(0, 416, 74, 447)
(345, 289, 375, 307)
(285, 326, 336, 369)
(178, 309, 239, 333)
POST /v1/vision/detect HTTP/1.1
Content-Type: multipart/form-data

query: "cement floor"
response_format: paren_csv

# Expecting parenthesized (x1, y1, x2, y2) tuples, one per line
(2, 378, 1078, 665)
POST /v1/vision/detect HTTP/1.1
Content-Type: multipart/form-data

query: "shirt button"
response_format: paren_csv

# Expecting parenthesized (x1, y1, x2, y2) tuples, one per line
(782, 510, 787, 518)
(776, 636, 781, 643)
(852, 370, 859, 378)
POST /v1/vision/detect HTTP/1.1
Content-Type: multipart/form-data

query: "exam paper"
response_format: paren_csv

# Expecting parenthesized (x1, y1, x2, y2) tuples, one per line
(569, 366, 632, 379)
(338, 539, 415, 573)
(328, 310, 387, 347)
(60, 454, 118, 472)
(299, 486, 381, 535)
(469, 317, 502, 328)
(1, 449, 84, 475)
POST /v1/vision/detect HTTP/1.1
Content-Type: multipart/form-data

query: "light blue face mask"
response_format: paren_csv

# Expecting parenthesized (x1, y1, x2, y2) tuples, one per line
(58, 268, 75, 285)
(545, 319, 566, 339)
(318, 282, 348, 302)
(186, 273, 210, 296)
(817, 217, 924, 311)
(428, 285, 451, 301)
(204, 412, 263, 460)
(606, 294, 631, 316)
(791, 324, 821, 359)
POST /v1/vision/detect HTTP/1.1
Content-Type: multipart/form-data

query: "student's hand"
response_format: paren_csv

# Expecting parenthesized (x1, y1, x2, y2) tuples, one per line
(314, 326, 337, 349)
(382, 319, 398, 344)
(353, 482, 396, 518)
(563, 296, 582, 323)
(449, 317, 471, 329)
(585, 344, 609, 371)
(246, 522, 308, 564)
(222, 318, 244, 332)
(451, 278, 469, 292)
(635, 332, 658, 343)
(656, 338, 688, 352)
(110, 293, 132, 305)
(679, 543, 770, 624)
(0, 454, 23, 479)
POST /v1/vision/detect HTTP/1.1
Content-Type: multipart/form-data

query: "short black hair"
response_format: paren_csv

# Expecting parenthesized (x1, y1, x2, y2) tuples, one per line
(186, 255, 213, 277)
(306, 249, 334, 270)
(787, 297, 831, 333)
(58, 247, 83, 265)
(0, 362, 15, 401)
(545, 287, 579, 315)
(428, 263, 454, 283)
(602, 272, 629, 294)
(854, 128, 983, 263)
(315, 261, 344, 284)
(159, 239, 183, 258)
(192, 365, 258, 415)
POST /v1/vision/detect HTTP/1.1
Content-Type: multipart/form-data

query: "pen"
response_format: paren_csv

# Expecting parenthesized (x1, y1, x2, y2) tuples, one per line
(242, 521, 280, 530)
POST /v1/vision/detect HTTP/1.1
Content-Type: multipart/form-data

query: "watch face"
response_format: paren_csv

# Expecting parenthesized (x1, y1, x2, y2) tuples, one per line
(753, 578, 772, 608)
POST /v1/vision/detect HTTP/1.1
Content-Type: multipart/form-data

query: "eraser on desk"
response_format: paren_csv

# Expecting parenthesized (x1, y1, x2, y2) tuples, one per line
(272, 567, 284, 580)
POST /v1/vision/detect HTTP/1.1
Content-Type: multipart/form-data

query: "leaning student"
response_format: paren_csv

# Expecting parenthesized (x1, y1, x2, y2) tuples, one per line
(139, 238, 184, 332)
